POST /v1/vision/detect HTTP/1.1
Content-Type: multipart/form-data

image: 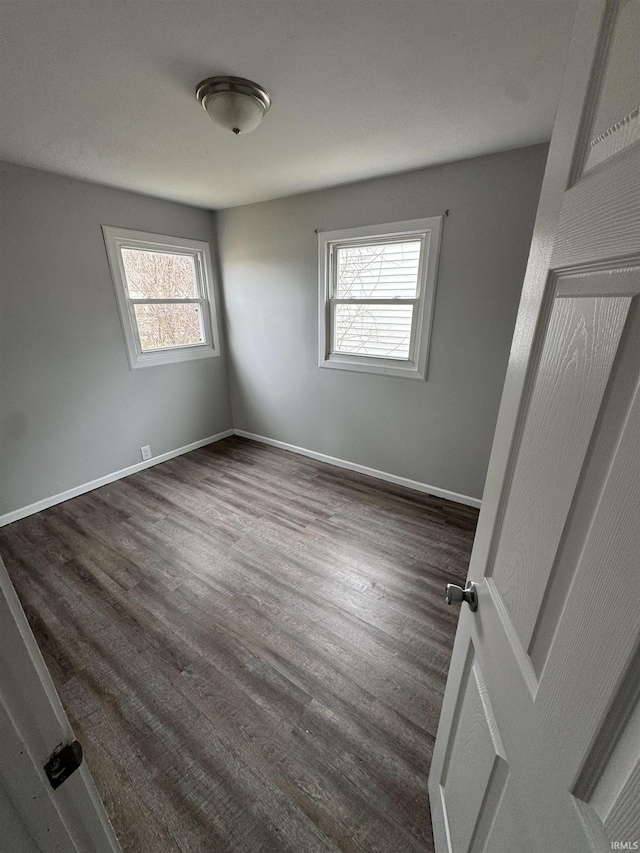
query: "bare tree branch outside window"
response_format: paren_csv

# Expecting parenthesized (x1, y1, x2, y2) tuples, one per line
(334, 241, 420, 359)
(121, 250, 204, 350)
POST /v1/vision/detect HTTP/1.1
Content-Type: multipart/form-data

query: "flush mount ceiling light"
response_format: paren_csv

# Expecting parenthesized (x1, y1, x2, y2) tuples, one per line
(195, 76, 271, 135)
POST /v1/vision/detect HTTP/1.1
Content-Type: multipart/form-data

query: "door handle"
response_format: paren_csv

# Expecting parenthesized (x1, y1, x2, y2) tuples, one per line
(445, 581, 478, 612)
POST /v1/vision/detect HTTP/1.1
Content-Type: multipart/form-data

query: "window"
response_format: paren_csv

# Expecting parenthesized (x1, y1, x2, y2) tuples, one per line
(102, 226, 221, 369)
(318, 217, 442, 379)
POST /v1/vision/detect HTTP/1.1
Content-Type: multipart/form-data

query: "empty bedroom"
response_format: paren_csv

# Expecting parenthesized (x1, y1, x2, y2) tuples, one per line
(1, 2, 638, 852)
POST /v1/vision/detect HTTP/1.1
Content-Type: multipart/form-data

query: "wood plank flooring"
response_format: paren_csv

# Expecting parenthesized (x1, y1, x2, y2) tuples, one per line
(0, 437, 478, 853)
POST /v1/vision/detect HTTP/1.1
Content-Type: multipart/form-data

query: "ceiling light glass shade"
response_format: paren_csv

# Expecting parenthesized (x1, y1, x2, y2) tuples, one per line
(196, 76, 271, 135)
(203, 91, 265, 134)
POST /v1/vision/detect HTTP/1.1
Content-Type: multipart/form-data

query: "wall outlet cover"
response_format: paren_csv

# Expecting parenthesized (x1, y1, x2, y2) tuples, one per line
(140, 445, 152, 461)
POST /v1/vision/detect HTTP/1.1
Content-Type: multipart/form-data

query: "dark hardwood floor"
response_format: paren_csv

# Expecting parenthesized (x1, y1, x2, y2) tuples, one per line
(0, 437, 478, 853)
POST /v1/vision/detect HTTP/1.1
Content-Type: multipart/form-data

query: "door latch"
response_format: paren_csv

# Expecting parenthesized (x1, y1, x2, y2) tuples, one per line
(44, 740, 83, 790)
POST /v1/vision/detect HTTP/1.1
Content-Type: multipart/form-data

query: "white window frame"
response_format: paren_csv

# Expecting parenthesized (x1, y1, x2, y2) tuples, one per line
(318, 217, 442, 380)
(102, 226, 222, 369)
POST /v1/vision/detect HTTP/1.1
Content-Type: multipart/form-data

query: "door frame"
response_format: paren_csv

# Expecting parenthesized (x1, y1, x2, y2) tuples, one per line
(0, 557, 121, 852)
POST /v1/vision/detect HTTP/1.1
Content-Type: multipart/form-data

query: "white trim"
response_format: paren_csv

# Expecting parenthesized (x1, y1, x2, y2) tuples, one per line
(102, 226, 223, 369)
(1, 556, 123, 851)
(317, 217, 442, 380)
(0, 430, 234, 527)
(0, 425, 480, 527)
(234, 429, 481, 508)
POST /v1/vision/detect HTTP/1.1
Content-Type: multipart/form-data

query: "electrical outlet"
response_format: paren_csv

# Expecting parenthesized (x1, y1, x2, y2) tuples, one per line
(140, 445, 152, 461)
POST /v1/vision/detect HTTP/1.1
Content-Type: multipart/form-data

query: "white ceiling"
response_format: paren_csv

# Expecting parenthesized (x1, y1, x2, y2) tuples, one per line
(0, 1, 578, 209)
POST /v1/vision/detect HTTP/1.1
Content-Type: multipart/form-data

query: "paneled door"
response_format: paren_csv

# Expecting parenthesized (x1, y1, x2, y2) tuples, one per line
(428, 2, 640, 851)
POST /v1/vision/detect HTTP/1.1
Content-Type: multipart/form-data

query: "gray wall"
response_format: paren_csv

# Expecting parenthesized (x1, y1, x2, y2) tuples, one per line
(1, 146, 546, 516)
(0, 162, 232, 516)
(217, 145, 548, 501)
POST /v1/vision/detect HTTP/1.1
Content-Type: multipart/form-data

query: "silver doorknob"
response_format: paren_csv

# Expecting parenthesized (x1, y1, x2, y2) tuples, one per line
(445, 581, 478, 612)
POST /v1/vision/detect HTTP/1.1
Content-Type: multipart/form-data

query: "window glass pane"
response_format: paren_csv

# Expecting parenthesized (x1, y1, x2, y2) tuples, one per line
(133, 303, 205, 351)
(336, 240, 421, 299)
(333, 303, 413, 359)
(121, 249, 198, 298)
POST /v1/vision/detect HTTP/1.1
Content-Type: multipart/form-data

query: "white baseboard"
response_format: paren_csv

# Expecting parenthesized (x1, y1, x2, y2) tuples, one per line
(234, 430, 482, 509)
(0, 426, 481, 526)
(0, 429, 235, 527)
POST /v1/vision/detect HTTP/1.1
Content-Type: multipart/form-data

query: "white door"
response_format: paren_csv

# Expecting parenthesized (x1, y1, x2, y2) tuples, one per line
(429, 2, 640, 852)
(0, 557, 121, 852)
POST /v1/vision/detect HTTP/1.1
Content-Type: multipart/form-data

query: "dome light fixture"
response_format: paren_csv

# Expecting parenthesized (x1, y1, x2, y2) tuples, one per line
(195, 76, 271, 135)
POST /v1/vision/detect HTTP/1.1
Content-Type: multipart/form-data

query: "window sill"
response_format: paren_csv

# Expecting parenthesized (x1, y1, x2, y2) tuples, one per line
(129, 344, 220, 369)
(319, 355, 425, 380)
